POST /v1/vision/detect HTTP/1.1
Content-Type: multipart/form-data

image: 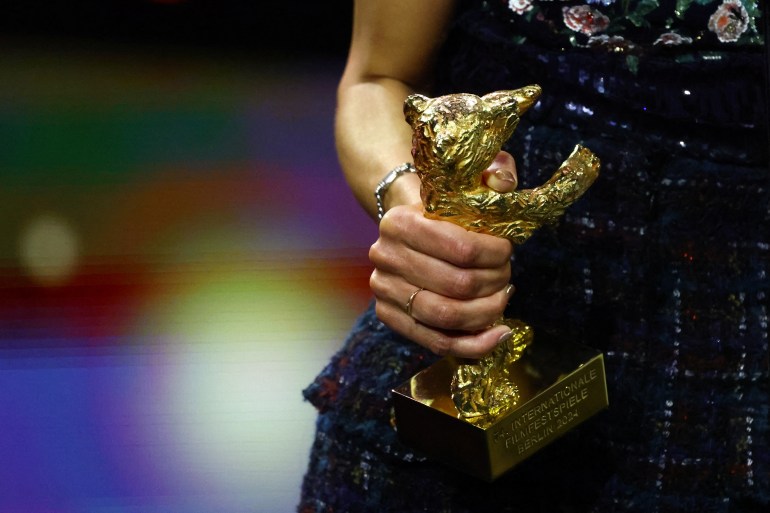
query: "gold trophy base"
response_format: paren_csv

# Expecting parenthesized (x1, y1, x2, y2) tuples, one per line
(392, 339, 609, 481)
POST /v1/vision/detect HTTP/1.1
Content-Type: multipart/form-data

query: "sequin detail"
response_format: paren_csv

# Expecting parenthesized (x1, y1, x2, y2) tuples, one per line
(298, 0, 769, 510)
(495, 0, 764, 71)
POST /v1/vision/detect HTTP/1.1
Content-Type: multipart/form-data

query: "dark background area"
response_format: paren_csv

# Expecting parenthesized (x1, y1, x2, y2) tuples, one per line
(1, 0, 353, 58)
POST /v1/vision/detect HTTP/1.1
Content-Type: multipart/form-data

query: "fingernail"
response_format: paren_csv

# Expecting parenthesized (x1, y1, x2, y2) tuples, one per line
(487, 170, 517, 193)
(494, 169, 516, 184)
(505, 284, 515, 296)
(497, 329, 513, 345)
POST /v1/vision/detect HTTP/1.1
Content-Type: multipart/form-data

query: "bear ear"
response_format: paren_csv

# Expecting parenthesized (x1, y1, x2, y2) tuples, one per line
(404, 94, 429, 127)
(482, 86, 541, 116)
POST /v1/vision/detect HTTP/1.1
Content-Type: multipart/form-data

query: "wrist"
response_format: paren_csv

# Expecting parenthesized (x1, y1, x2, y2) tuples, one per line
(384, 171, 421, 211)
(374, 163, 420, 220)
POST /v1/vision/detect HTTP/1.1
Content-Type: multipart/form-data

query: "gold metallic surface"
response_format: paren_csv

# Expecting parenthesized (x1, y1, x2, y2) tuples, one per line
(450, 319, 532, 428)
(393, 340, 609, 481)
(404, 86, 601, 425)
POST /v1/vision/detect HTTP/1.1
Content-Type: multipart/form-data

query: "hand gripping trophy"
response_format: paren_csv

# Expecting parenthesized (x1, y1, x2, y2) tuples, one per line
(392, 86, 609, 481)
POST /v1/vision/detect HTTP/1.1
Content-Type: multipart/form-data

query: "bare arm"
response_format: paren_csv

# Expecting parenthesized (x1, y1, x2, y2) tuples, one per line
(336, 0, 457, 216)
(338, 0, 518, 358)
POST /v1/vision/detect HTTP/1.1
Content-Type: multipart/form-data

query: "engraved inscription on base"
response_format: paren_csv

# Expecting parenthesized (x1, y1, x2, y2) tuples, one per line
(392, 342, 609, 481)
(493, 364, 602, 456)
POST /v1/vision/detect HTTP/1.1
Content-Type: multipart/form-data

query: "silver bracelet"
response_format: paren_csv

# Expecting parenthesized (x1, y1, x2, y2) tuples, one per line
(374, 163, 417, 221)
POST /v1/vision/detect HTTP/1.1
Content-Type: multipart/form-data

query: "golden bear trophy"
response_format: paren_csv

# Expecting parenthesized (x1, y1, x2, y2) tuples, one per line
(391, 85, 609, 481)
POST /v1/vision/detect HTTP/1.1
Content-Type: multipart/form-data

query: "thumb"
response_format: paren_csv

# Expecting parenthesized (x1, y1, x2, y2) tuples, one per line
(482, 151, 518, 193)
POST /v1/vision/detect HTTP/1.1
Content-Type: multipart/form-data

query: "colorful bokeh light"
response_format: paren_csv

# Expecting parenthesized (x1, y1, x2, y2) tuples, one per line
(0, 40, 374, 513)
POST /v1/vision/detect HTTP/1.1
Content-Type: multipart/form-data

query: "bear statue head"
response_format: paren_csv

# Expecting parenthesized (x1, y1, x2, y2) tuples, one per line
(404, 85, 541, 193)
(401, 85, 600, 243)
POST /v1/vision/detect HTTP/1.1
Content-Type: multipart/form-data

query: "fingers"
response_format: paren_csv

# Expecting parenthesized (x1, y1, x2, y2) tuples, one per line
(482, 151, 518, 193)
(371, 269, 515, 332)
(374, 297, 514, 359)
(408, 284, 513, 332)
(371, 242, 511, 300)
(377, 204, 512, 271)
(370, 195, 519, 357)
(370, 202, 517, 357)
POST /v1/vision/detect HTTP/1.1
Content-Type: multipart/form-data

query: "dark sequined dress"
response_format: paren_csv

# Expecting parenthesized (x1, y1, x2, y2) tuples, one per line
(299, 1, 769, 511)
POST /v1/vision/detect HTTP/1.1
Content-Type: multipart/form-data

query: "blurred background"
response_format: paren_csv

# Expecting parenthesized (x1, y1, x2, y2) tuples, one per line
(0, 1, 378, 512)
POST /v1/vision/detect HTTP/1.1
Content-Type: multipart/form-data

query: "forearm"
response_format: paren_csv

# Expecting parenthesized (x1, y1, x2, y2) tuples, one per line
(335, 75, 421, 219)
(334, 0, 456, 220)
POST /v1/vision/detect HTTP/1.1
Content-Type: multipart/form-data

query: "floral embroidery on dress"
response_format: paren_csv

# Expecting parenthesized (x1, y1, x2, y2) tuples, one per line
(507, 0, 535, 15)
(500, 0, 764, 52)
(654, 32, 694, 46)
(588, 34, 636, 52)
(708, 0, 751, 42)
(562, 5, 611, 35)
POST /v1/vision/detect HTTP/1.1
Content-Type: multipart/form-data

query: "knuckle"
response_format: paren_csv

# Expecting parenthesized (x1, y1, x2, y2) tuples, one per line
(435, 303, 461, 329)
(380, 206, 411, 235)
(368, 241, 382, 264)
(451, 270, 478, 298)
(368, 270, 383, 295)
(369, 240, 398, 271)
(378, 206, 398, 227)
(451, 238, 479, 267)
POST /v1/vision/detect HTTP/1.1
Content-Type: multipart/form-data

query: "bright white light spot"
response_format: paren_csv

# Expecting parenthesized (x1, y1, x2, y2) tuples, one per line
(137, 266, 354, 510)
(18, 214, 80, 286)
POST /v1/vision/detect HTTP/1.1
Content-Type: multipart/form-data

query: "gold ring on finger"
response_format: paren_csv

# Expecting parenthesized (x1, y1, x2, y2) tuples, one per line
(405, 287, 424, 317)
